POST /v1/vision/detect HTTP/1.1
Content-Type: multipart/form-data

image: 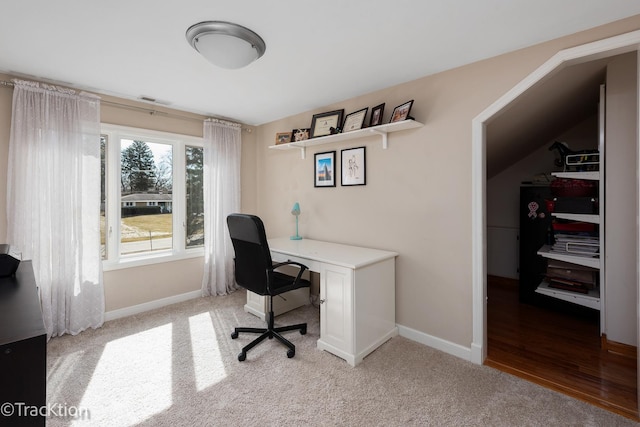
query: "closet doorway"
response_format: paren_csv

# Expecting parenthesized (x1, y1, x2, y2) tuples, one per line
(472, 33, 640, 420)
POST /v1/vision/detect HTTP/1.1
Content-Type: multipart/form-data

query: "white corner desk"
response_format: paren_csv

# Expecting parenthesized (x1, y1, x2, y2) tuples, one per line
(244, 237, 398, 366)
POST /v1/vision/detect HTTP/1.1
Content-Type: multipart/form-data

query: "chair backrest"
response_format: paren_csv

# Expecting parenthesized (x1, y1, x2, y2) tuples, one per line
(226, 213, 274, 296)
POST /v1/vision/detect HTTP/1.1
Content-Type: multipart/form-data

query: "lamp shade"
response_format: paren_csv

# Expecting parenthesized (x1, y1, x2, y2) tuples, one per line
(186, 21, 266, 69)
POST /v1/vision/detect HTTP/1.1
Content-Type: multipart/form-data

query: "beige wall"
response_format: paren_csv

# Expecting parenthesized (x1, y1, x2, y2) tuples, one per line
(605, 52, 638, 346)
(1, 15, 639, 345)
(254, 16, 640, 348)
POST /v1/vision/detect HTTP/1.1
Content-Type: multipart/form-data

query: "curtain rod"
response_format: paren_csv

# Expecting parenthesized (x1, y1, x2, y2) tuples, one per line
(0, 80, 252, 133)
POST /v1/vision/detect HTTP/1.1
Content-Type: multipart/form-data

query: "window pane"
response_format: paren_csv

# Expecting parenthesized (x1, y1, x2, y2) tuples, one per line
(185, 146, 204, 248)
(120, 139, 173, 255)
(100, 135, 107, 260)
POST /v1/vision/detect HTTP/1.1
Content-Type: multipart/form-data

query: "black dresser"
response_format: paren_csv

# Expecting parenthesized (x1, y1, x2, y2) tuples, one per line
(519, 185, 552, 303)
(0, 261, 46, 426)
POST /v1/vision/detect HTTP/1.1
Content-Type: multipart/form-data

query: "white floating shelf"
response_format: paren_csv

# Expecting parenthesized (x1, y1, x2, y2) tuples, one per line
(537, 245, 600, 269)
(269, 119, 423, 159)
(535, 281, 600, 310)
(551, 213, 599, 224)
(552, 171, 600, 180)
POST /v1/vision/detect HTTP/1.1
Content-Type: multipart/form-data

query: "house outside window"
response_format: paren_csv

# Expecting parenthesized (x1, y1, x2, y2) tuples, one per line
(101, 124, 204, 269)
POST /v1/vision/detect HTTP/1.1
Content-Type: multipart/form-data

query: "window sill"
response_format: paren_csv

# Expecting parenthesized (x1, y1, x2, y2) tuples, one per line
(102, 248, 204, 272)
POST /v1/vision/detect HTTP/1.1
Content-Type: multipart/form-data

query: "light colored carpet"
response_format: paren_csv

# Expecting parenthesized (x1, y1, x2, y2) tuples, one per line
(46, 290, 637, 426)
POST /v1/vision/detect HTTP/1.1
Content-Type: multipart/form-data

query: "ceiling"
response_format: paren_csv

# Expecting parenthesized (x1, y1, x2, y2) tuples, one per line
(1, 1, 640, 126)
(486, 57, 611, 178)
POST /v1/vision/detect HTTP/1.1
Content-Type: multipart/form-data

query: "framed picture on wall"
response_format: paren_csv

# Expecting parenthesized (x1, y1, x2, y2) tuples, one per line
(389, 100, 414, 123)
(275, 132, 292, 145)
(292, 128, 310, 141)
(341, 146, 366, 186)
(369, 103, 385, 127)
(314, 151, 336, 187)
(342, 107, 368, 132)
(310, 109, 344, 138)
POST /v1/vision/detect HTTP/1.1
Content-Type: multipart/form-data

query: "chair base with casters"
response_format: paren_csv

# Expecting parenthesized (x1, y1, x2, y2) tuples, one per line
(231, 294, 307, 361)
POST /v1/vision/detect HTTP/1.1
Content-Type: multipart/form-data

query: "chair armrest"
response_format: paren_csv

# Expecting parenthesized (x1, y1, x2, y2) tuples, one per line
(272, 261, 308, 283)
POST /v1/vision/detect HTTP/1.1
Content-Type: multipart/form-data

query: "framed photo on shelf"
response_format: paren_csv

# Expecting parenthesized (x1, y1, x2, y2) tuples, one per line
(341, 146, 366, 186)
(342, 107, 368, 132)
(275, 132, 292, 145)
(310, 109, 344, 138)
(369, 103, 385, 127)
(314, 151, 336, 187)
(389, 100, 414, 123)
(292, 128, 310, 142)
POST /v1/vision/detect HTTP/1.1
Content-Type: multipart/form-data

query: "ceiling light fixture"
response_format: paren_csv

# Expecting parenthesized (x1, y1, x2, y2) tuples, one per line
(186, 21, 266, 69)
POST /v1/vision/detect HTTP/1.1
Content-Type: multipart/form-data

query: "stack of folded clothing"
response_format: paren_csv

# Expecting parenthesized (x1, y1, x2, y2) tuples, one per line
(546, 260, 597, 294)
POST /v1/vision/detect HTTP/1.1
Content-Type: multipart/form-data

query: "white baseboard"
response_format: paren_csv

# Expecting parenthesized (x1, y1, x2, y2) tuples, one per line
(104, 294, 474, 364)
(397, 324, 472, 362)
(104, 290, 202, 322)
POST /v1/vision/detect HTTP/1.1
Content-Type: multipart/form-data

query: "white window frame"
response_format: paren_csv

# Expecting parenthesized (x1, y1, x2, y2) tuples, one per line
(101, 124, 204, 271)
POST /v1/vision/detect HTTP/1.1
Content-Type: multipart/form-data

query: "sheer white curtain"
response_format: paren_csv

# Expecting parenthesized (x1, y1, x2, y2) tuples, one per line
(201, 118, 242, 296)
(7, 79, 104, 339)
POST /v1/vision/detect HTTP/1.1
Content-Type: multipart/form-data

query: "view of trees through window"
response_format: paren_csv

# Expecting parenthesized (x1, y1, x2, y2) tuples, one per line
(185, 146, 204, 247)
(120, 139, 173, 255)
(100, 133, 204, 260)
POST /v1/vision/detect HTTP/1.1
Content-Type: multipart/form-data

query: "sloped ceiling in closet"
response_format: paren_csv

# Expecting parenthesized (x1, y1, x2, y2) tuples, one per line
(485, 57, 613, 178)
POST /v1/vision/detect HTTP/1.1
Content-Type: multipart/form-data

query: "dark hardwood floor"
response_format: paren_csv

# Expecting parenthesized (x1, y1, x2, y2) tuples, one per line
(485, 275, 638, 421)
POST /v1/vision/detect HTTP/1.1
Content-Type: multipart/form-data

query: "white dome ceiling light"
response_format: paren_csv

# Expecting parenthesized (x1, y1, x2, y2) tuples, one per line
(186, 21, 266, 69)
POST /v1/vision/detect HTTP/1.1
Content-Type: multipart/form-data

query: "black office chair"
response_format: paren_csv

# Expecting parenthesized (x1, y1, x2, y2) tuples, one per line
(227, 213, 310, 361)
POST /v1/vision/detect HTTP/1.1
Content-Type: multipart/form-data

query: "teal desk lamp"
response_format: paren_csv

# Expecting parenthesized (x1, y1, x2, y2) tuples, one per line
(290, 202, 302, 240)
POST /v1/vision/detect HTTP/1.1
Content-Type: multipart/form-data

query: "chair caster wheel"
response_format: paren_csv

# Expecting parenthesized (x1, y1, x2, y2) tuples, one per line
(231, 331, 238, 339)
(287, 349, 295, 358)
(300, 327, 307, 335)
(238, 352, 246, 362)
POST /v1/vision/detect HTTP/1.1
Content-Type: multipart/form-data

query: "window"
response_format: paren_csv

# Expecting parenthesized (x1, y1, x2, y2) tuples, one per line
(101, 124, 204, 269)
